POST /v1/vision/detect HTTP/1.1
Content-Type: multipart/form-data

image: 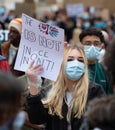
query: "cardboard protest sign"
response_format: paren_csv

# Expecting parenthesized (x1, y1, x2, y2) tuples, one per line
(14, 13, 64, 81)
(66, 3, 84, 17)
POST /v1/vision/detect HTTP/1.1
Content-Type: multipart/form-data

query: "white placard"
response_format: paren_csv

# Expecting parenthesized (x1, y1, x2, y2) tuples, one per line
(0, 30, 9, 41)
(14, 13, 64, 81)
(66, 3, 84, 17)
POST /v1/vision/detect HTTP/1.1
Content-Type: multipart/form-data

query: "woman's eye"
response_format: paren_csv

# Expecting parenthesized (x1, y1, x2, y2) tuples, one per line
(77, 57, 84, 63)
(67, 59, 73, 62)
(78, 59, 84, 63)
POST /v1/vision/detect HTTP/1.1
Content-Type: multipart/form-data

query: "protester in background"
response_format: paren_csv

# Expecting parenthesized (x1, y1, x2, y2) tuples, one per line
(0, 6, 8, 27)
(97, 30, 109, 63)
(26, 44, 105, 130)
(81, 12, 91, 29)
(94, 17, 107, 30)
(7, 10, 16, 22)
(65, 17, 76, 42)
(69, 28, 82, 45)
(1, 18, 22, 67)
(2, 17, 29, 87)
(1, 17, 29, 106)
(76, 17, 83, 29)
(80, 34, 115, 130)
(101, 30, 109, 48)
(79, 95, 115, 130)
(79, 36, 115, 130)
(104, 38, 115, 91)
(0, 71, 25, 130)
(0, 21, 10, 72)
(79, 28, 113, 95)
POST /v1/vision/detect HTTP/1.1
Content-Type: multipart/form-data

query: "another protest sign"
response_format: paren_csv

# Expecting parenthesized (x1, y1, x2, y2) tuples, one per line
(66, 3, 84, 17)
(0, 30, 9, 41)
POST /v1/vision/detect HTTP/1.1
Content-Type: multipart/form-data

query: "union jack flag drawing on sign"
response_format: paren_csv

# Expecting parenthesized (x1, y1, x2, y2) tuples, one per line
(39, 23, 58, 37)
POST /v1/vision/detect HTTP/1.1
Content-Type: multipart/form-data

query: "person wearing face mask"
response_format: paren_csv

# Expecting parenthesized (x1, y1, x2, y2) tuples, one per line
(82, 13, 91, 29)
(79, 28, 114, 95)
(25, 44, 105, 130)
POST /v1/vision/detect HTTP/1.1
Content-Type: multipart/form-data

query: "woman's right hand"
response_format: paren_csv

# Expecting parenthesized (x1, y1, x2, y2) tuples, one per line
(25, 60, 43, 95)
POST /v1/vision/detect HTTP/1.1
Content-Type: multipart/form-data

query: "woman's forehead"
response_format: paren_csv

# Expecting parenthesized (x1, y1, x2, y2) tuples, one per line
(67, 49, 82, 57)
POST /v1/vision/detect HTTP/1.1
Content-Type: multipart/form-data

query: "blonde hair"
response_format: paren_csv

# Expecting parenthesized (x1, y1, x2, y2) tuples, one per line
(42, 44, 89, 120)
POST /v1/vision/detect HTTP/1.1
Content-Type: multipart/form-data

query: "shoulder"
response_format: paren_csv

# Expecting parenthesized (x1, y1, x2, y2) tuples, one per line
(88, 81, 106, 101)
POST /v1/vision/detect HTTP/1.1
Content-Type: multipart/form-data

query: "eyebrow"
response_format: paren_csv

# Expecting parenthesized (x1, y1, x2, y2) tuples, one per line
(67, 56, 74, 58)
(78, 56, 83, 59)
(78, 56, 84, 60)
(67, 56, 84, 60)
(84, 40, 100, 42)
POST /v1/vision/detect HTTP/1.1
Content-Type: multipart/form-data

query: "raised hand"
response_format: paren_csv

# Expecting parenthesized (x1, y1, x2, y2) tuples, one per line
(26, 61, 43, 95)
(26, 60, 43, 84)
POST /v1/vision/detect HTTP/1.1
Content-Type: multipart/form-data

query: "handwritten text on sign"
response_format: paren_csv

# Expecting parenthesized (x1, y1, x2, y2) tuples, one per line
(14, 13, 64, 81)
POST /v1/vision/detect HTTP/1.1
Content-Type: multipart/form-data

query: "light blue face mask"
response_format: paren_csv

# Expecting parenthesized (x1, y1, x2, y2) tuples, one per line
(94, 22, 107, 28)
(13, 111, 25, 130)
(84, 45, 100, 60)
(97, 49, 106, 61)
(65, 60, 85, 81)
(83, 22, 91, 29)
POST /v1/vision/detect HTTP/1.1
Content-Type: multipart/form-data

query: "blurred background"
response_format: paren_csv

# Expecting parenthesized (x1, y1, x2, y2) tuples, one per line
(1, 0, 115, 43)
(1, 0, 115, 17)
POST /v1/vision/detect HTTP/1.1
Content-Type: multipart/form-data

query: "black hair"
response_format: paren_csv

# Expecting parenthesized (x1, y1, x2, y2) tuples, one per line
(84, 95, 115, 130)
(0, 21, 5, 29)
(0, 71, 24, 129)
(79, 27, 105, 43)
(104, 38, 115, 85)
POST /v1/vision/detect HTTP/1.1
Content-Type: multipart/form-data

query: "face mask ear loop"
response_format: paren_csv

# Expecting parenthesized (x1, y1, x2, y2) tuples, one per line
(99, 48, 102, 51)
(100, 43, 104, 51)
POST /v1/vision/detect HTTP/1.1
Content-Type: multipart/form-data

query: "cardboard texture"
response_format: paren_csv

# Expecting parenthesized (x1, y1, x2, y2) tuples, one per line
(15, 3, 35, 17)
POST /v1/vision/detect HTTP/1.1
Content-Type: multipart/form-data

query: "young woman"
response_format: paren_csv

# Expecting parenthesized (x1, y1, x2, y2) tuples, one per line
(26, 44, 105, 130)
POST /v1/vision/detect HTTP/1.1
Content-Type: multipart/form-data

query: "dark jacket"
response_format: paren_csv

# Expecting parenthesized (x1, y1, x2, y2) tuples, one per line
(79, 117, 115, 130)
(26, 81, 105, 130)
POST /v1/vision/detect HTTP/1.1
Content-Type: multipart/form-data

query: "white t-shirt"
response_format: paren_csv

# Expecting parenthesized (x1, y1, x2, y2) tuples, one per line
(66, 91, 72, 130)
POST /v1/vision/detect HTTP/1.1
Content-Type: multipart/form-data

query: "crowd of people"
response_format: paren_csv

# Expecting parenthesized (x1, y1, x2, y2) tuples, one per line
(0, 4, 115, 130)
